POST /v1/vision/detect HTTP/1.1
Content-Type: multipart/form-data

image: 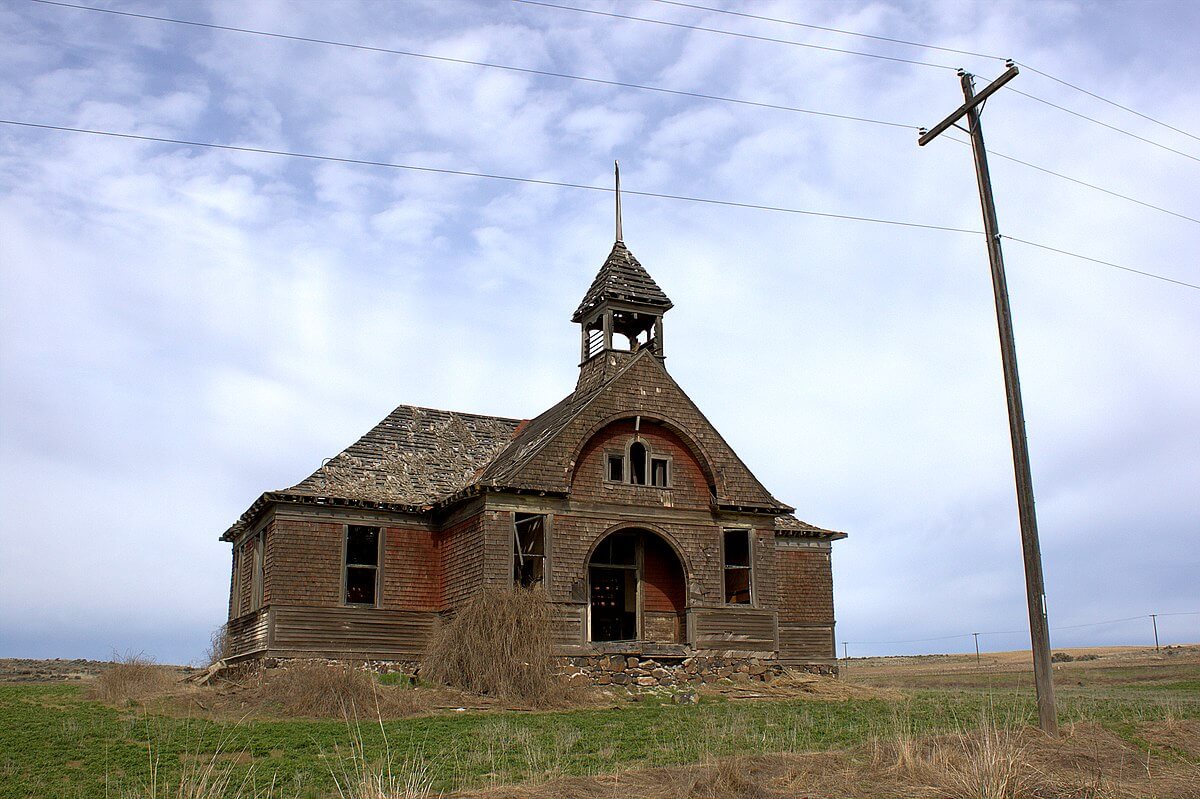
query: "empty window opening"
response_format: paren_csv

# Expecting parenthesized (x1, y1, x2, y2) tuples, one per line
(250, 532, 265, 611)
(344, 525, 380, 605)
(651, 457, 669, 487)
(723, 529, 753, 605)
(607, 453, 624, 482)
(589, 533, 639, 641)
(629, 441, 647, 485)
(513, 513, 547, 588)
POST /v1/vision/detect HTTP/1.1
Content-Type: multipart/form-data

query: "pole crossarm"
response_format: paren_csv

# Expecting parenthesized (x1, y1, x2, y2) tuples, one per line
(919, 64, 1019, 146)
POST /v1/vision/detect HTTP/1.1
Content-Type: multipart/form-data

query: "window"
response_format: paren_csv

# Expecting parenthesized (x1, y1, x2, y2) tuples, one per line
(723, 529, 753, 604)
(250, 531, 265, 611)
(607, 453, 624, 482)
(650, 457, 669, 487)
(629, 441, 647, 485)
(344, 525, 380, 605)
(513, 513, 547, 588)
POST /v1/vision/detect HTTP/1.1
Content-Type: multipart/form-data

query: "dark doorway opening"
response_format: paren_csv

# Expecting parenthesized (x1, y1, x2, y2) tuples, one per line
(588, 529, 684, 643)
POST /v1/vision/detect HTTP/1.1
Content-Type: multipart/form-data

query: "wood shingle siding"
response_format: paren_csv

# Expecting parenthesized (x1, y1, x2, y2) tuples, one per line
(270, 605, 435, 659)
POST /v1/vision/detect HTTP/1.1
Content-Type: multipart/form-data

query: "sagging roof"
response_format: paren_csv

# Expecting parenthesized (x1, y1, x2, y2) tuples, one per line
(571, 241, 673, 323)
(774, 514, 847, 540)
(287, 405, 523, 506)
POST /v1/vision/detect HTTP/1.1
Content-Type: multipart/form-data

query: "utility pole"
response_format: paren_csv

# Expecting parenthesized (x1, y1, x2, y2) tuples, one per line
(842, 641, 848, 660)
(973, 632, 981, 666)
(919, 63, 1058, 735)
(1150, 614, 1160, 652)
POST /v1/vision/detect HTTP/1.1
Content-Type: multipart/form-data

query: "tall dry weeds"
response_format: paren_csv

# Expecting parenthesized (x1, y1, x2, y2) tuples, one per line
(422, 587, 559, 705)
(91, 652, 175, 705)
(261, 662, 421, 718)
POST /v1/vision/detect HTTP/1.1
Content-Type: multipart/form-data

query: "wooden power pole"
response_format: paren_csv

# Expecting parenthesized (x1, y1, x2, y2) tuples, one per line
(919, 63, 1058, 735)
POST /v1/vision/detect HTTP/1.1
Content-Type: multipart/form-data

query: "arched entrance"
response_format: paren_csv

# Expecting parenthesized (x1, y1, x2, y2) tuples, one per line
(588, 528, 686, 643)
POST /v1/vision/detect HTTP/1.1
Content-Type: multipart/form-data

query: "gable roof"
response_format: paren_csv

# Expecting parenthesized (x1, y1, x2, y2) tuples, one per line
(571, 241, 673, 323)
(286, 405, 523, 506)
(479, 349, 792, 512)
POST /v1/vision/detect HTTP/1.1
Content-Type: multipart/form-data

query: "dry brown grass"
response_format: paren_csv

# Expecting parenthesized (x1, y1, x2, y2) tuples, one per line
(204, 625, 229, 667)
(465, 716, 1200, 799)
(90, 652, 176, 705)
(259, 662, 424, 719)
(422, 587, 567, 706)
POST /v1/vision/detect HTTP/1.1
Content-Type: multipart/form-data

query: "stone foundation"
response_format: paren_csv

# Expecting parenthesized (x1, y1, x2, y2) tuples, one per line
(562, 654, 832, 689)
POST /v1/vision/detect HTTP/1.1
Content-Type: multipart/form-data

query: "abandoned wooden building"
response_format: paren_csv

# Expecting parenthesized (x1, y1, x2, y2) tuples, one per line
(222, 198, 846, 682)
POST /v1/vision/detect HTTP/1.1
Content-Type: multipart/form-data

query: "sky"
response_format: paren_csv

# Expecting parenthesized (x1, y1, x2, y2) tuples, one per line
(1, 0, 1197, 665)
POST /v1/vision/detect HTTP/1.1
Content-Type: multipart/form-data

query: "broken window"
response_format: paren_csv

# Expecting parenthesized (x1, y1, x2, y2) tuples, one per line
(723, 529, 753, 604)
(606, 453, 624, 482)
(651, 457, 669, 487)
(344, 525, 380, 605)
(629, 441, 647, 485)
(513, 513, 547, 588)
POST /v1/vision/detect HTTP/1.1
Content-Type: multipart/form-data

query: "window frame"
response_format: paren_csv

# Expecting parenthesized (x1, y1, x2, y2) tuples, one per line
(342, 524, 383, 608)
(721, 528, 755, 606)
(604, 440, 672, 489)
(250, 529, 265, 612)
(513, 512, 551, 588)
(604, 450, 626, 484)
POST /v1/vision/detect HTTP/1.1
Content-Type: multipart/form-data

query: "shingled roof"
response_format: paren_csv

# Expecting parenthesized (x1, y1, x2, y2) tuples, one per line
(571, 241, 674, 323)
(287, 405, 523, 505)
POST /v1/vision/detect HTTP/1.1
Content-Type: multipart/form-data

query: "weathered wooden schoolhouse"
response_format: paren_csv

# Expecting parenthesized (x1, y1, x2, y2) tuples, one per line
(221, 188, 845, 683)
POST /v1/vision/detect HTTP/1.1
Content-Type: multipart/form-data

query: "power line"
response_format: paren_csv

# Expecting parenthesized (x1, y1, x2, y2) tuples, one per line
(1007, 88, 1200, 165)
(1018, 62, 1200, 145)
(0, 119, 979, 233)
(35, 1, 1198, 226)
(942, 134, 1200, 226)
(510, 0, 959, 70)
(3, 119, 1195, 293)
(1000, 236, 1200, 292)
(27, 0, 918, 131)
(848, 612, 1200, 646)
(639, 0, 1200, 147)
(647, 0, 1007, 62)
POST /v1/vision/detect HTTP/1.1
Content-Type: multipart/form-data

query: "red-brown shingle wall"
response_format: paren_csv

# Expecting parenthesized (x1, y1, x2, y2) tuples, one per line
(436, 513, 485, 610)
(775, 547, 834, 623)
(642, 534, 685, 612)
(570, 419, 712, 509)
(267, 517, 343, 606)
(381, 526, 441, 611)
(509, 353, 783, 509)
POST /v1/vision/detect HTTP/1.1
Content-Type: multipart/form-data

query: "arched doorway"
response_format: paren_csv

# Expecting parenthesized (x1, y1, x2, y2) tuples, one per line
(588, 529, 686, 643)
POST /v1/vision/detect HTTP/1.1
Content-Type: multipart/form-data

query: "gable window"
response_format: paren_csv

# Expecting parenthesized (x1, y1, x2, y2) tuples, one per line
(513, 513, 548, 588)
(650, 457, 670, 487)
(629, 441, 648, 485)
(607, 453, 624, 482)
(723, 529, 753, 604)
(344, 525, 380, 606)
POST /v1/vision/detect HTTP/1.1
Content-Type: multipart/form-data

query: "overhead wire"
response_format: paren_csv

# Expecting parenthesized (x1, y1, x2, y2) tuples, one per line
(510, 0, 960, 70)
(27, 0, 918, 131)
(3, 119, 1196, 293)
(942, 134, 1200, 226)
(1006, 87, 1200, 164)
(847, 612, 1200, 647)
(639, 0, 1200, 145)
(30, 0, 1200, 225)
(647, 0, 1008, 62)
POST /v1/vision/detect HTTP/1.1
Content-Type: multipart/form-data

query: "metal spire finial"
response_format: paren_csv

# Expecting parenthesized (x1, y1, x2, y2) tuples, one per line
(614, 160, 623, 243)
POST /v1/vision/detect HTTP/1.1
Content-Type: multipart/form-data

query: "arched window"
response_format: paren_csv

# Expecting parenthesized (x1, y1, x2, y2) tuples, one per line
(629, 441, 647, 485)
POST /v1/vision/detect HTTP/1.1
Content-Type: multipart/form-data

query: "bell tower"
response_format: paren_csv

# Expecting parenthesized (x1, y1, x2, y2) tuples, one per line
(572, 162, 674, 365)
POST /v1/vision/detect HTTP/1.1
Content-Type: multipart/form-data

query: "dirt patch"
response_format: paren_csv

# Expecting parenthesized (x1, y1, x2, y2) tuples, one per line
(705, 668, 902, 703)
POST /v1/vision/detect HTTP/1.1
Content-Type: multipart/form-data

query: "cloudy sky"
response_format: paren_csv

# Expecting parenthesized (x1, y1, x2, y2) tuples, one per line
(1, 0, 1197, 664)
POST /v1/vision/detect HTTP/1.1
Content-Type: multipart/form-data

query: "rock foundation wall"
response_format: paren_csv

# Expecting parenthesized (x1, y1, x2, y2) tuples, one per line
(563, 654, 835, 688)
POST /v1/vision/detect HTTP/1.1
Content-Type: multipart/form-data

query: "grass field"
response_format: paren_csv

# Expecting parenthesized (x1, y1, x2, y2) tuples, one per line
(1, 645, 1197, 798)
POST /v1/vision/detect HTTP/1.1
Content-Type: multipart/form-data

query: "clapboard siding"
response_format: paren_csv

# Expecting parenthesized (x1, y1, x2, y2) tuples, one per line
(270, 604, 436, 659)
(550, 603, 586, 650)
(691, 606, 778, 653)
(779, 623, 834, 663)
(227, 608, 269, 658)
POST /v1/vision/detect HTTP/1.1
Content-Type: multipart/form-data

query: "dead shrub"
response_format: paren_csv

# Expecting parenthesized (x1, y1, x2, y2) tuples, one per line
(90, 652, 174, 705)
(261, 662, 421, 719)
(937, 717, 1035, 799)
(422, 586, 561, 705)
(204, 624, 229, 667)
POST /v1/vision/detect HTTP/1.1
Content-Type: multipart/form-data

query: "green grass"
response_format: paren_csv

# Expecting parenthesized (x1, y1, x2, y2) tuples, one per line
(1, 681, 1197, 799)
